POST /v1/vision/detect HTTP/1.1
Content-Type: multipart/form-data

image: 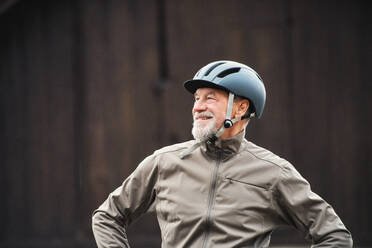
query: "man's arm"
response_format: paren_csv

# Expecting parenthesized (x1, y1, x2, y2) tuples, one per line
(92, 211, 130, 247)
(274, 164, 353, 247)
(92, 154, 159, 248)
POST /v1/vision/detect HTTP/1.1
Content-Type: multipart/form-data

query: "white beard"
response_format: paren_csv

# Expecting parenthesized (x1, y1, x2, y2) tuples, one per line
(192, 111, 218, 142)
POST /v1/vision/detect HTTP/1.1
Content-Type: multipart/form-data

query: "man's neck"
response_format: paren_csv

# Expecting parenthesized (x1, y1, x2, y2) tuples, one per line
(219, 122, 246, 139)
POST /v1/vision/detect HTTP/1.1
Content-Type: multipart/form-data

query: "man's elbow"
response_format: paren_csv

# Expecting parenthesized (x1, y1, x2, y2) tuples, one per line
(341, 231, 353, 248)
(315, 230, 353, 248)
(91, 210, 104, 236)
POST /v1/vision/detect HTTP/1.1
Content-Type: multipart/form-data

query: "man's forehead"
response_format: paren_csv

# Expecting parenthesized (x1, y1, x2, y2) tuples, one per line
(194, 87, 227, 96)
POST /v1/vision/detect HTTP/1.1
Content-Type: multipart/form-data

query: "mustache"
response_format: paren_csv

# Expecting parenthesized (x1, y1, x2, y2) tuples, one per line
(193, 111, 215, 121)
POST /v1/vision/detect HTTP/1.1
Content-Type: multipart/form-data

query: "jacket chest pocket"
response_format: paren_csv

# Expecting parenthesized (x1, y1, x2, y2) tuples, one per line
(215, 176, 272, 221)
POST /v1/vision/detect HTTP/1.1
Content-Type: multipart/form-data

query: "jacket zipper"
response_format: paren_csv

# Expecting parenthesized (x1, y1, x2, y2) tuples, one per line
(202, 150, 222, 248)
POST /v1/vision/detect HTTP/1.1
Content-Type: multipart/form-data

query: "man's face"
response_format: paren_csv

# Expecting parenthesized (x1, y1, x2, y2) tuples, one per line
(191, 88, 228, 141)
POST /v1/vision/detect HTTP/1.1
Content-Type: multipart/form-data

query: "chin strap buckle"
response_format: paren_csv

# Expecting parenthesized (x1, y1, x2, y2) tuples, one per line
(224, 119, 233, 128)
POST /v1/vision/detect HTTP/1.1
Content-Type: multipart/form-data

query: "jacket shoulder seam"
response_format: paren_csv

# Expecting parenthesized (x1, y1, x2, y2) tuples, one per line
(241, 143, 288, 170)
(153, 141, 195, 156)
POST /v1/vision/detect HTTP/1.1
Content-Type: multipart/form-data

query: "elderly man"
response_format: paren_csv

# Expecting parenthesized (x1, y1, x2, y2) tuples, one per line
(92, 61, 353, 247)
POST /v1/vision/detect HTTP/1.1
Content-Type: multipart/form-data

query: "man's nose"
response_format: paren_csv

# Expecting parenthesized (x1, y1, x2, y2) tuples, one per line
(193, 100, 207, 113)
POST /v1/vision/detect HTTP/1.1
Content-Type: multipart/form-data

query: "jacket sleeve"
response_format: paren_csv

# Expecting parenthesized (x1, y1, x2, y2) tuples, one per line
(274, 164, 353, 247)
(92, 154, 159, 248)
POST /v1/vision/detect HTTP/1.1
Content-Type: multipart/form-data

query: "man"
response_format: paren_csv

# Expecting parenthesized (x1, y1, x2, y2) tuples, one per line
(92, 61, 353, 247)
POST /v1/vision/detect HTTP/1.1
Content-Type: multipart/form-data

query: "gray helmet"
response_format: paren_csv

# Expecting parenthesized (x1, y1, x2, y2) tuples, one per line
(184, 60, 266, 118)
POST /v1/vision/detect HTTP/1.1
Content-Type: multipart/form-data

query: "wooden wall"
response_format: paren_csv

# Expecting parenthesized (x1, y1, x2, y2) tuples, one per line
(0, 0, 371, 247)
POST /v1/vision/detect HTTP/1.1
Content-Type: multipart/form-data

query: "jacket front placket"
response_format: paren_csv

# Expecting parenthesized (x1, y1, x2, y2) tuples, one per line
(202, 149, 223, 248)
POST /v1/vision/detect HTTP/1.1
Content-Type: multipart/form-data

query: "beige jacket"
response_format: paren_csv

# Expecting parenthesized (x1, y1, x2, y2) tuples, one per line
(92, 132, 352, 247)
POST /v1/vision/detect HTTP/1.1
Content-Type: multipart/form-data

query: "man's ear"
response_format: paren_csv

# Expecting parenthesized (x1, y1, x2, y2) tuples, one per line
(234, 99, 250, 118)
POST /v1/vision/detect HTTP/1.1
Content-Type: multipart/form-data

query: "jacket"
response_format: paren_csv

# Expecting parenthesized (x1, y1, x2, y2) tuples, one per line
(92, 131, 353, 247)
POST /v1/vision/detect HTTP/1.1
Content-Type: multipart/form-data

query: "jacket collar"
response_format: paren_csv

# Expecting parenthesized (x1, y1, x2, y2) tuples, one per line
(201, 130, 245, 160)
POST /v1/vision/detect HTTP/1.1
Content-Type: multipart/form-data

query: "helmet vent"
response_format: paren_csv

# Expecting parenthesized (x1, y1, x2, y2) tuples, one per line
(204, 62, 225, 76)
(217, 67, 240, 78)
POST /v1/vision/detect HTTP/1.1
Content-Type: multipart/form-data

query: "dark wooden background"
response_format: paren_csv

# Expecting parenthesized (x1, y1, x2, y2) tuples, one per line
(0, 0, 371, 247)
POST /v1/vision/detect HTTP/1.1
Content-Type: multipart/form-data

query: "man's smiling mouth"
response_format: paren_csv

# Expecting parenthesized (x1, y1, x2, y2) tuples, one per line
(196, 116, 212, 120)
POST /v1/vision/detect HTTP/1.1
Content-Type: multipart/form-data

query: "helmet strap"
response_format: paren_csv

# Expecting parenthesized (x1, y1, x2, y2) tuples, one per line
(210, 92, 234, 139)
(208, 92, 255, 143)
